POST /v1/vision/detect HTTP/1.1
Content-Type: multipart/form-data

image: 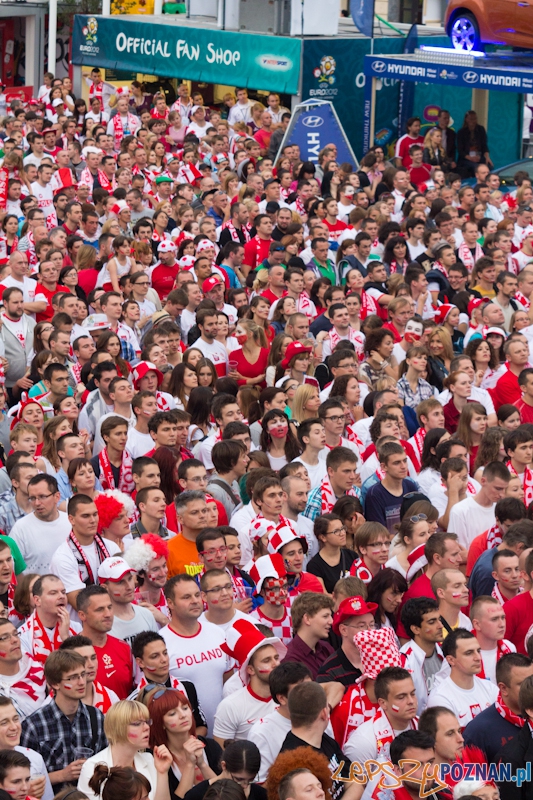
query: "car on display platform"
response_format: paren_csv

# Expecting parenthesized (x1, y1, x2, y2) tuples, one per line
(445, 0, 533, 51)
(490, 157, 533, 189)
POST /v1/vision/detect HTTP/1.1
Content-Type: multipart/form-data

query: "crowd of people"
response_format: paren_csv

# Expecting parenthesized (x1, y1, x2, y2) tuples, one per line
(0, 70, 530, 800)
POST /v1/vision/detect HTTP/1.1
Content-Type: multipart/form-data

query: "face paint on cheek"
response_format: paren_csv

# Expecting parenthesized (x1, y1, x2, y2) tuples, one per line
(63, 683, 73, 690)
(452, 592, 463, 598)
(391, 705, 400, 712)
(112, 591, 123, 597)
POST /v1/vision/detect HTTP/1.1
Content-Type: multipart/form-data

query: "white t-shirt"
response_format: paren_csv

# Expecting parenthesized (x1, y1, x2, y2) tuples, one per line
(428, 674, 498, 727)
(180, 308, 196, 339)
(10, 512, 72, 574)
(0, 276, 47, 306)
(194, 338, 229, 377)
(49, 535, 119, 616)
(344, 717, 412, 764)
(214, 684, 277, 741)
(480, 640, 516, 683)
(448, 496, 496, 548)
(293, 457, 327, 490)
(109, 605, 159, 646)
(126, 427, 154, 459)
(249, 711, 291, 782)
(29, 181, 57, 228)
(198, 609, 257, 633)
(159, 621, 231, 731)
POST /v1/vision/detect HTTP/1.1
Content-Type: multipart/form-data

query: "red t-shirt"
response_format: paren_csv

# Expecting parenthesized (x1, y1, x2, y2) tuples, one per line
(150, 263, 179, 301)
(504, 590, 533, 654)
(93, 634, 133, 699)
(516, 398, 533, 424)
(36, 284, 65, 322)
(396, 573, 434, 639)
(490, 369, 521, 410)
(254, 129, 271, 151)
(78, 268, 99, 297)
(231, 346, 269, 388)
(323, 218, 348, 242)
(243, 237, 272, 269)
(466, 531, 489, 576)
(261, 288, 284, 305)
(409, 164, 432, 188)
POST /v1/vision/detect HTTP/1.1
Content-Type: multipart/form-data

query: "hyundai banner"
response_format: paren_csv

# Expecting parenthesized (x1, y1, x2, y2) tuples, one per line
(276, 99, 358, 169)
(365, 54, 533, 92)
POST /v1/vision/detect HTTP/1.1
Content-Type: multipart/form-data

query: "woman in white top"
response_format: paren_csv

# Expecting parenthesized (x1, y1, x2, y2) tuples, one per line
(416, 428, 451, 497)
(168, 363, 198, 411)
(386, 512, 431, 579)
(78, 700, 172, 800)
(260, 408, 301, 471)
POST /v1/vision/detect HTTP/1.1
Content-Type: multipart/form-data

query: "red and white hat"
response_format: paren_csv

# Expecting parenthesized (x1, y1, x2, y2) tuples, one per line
(132, 361, 164, 390)
(354, 627, 402, 680)
(110, 200, 130, 217)
(250, 517, 277, 543)
(267, 525, 308, 555)
(202, 275, 223, 294)
(158, 240, 177, 254)
(98, 556, 136, 583)
(249, 553, 286, 595)
(467, 297, 489, 317)
(406, 543, 428, 582)
(483, 325, 507, 340)
(332, 596, 378, 635)
(82, 314, 110, 331)
(434, 304, 456, 325)
(125, 533, 169, 573)
(178, 255, 196, 270)
(221, 618, 287, 684)
(196, 239, 215, 255)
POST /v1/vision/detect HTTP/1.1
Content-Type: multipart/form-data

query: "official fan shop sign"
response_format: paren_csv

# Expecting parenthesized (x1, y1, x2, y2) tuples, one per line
(364, 54, 533, 92)
(72, 15, 301, 95)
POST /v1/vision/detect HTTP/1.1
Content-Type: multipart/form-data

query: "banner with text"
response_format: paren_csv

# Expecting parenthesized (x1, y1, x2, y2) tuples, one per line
(72, 14, 302, 94)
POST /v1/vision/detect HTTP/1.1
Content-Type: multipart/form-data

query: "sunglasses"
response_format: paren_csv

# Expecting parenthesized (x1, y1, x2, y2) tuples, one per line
(409, 513, 427, 523)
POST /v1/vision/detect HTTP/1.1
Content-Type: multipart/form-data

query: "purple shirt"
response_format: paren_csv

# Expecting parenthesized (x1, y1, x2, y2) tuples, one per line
(282, 634, 334, 679)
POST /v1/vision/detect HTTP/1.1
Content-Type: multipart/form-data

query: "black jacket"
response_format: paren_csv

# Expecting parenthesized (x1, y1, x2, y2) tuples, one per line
(496, 722, 533, 800)
(457, 124, 489, 162)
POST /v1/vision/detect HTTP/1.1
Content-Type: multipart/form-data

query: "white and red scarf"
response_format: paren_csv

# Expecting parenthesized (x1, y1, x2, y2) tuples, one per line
(387, 259, 408, 276)
(319, 474, 357, 515)
(477, 638, 514, 680)
(486, 522, 503, 549)
(372, 708, 418, 758)
(507, 460, 533, 507)
(79, 166, 112, 200)
(99, 447, 134, 493)
(350, 557, 382, 584)
(222, 220, 251, 243)
(327, 326, 365, 362)
(111, 112, 138, 152)
(21, 611, 77, 664)
(24, 231, 38, 270)
(6, 580, 24, 628)
(359, 289, 379, 321)
(331, 679, 379, 746)
(67, 530, 110, 586)
(496, 692, 525, 727)
(411, 427, 426, 462)
(515, 290, 531, 311)
(93, 679, 116, 713)
(431, 259, 449, 279)
(293, 196, 305, 215)
(136, 672, 189, 696)
(89, 81, 104, 101)
(458, 241, 484, 272)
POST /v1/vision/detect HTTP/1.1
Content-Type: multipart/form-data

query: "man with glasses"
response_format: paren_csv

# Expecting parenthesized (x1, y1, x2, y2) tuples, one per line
(200, 568, 255, 632)
(317, 596, 376, 686)
(318, 399, 361, 459)
(20, 649, 106, 788)
(350, 518, 391, 584)
(10, 475, 70, 576)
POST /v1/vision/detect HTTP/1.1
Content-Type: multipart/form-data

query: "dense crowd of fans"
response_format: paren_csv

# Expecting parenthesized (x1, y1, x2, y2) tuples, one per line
(0, 71, 530, 800)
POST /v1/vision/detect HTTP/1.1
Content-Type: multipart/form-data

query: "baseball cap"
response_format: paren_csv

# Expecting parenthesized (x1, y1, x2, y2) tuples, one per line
(52, 98, 64, 107)
(467, 296, 489, 317)
(155, 175, 173, 184)
(98, 557, 135, 583)
(82, 314, 110, 332)
(266, 201, 280, 214)
(202, 276, 223, 293)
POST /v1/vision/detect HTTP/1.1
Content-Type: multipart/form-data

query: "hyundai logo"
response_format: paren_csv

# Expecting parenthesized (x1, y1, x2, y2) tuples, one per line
(463, 71, 479, 84)
(372, 60, 387, 73)
(302, 115, 324, 128)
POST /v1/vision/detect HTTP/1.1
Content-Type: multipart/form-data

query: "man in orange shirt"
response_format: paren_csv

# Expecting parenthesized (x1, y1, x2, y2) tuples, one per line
(167, 491, 209, 578)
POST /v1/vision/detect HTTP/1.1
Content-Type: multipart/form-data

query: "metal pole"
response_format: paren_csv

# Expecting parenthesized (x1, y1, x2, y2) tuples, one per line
(102, 0, 111, 14)
(48, 0, 57, 77)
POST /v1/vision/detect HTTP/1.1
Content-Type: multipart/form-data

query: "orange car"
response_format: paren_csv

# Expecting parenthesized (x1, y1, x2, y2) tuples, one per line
(445, 0, 533, 51)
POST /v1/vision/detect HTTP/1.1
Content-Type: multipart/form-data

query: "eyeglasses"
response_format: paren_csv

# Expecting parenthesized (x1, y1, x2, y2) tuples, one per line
(369, 541, 389, 549)
(135, 281, 150, 286)
(328, 526, 346, 537)
(324, 414, 345, 423)
(409, 513, 427, 523)
(0, 631, 19, 644)
(199, 547, 228, 557)
(28, 494, 54, 503)
(204, 583, 233, 594)
(230, 775, 254, 787)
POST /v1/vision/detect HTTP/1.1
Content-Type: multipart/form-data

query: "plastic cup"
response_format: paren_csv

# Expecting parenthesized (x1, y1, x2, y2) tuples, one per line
(73, 747, 93, 760)
(229, 360, 238, 371)
(244, 586, 254, 599)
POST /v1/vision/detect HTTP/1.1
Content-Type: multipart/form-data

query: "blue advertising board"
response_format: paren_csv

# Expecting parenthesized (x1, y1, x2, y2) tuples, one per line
(276, 100, 358, 169)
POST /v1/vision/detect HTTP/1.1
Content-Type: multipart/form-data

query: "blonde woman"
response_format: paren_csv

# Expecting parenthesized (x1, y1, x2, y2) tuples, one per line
(427, 326, 454, 392)
(291, 384, 321, 424)
(422, 127, 451, 171)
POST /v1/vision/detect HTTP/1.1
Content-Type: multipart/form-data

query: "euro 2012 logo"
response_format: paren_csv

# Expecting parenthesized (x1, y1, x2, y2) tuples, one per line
(313, 56, 336, 85)
(82, 17, 98, 44)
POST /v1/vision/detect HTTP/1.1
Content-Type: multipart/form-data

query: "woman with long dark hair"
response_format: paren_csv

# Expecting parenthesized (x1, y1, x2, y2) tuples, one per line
(417, 427, 450, 496)
(187, 387, 215, 446)
(183, 741, 264, 800)
(366, 568, 408, 633)
(248, 387, 288, 446)
(385, 514, 431, 579)
(169, 363, 199, 411)
(259, 409, 301, 470)
(307, 513, 358, 593)
(382, 236, 409, 277)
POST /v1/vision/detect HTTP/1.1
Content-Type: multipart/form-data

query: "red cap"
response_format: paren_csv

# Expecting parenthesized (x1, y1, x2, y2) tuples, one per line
(280, 341, 312, 370)
(332, 596, 378, 635)
(202, 276, 223, 294)
(467, 296, 489, 317)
